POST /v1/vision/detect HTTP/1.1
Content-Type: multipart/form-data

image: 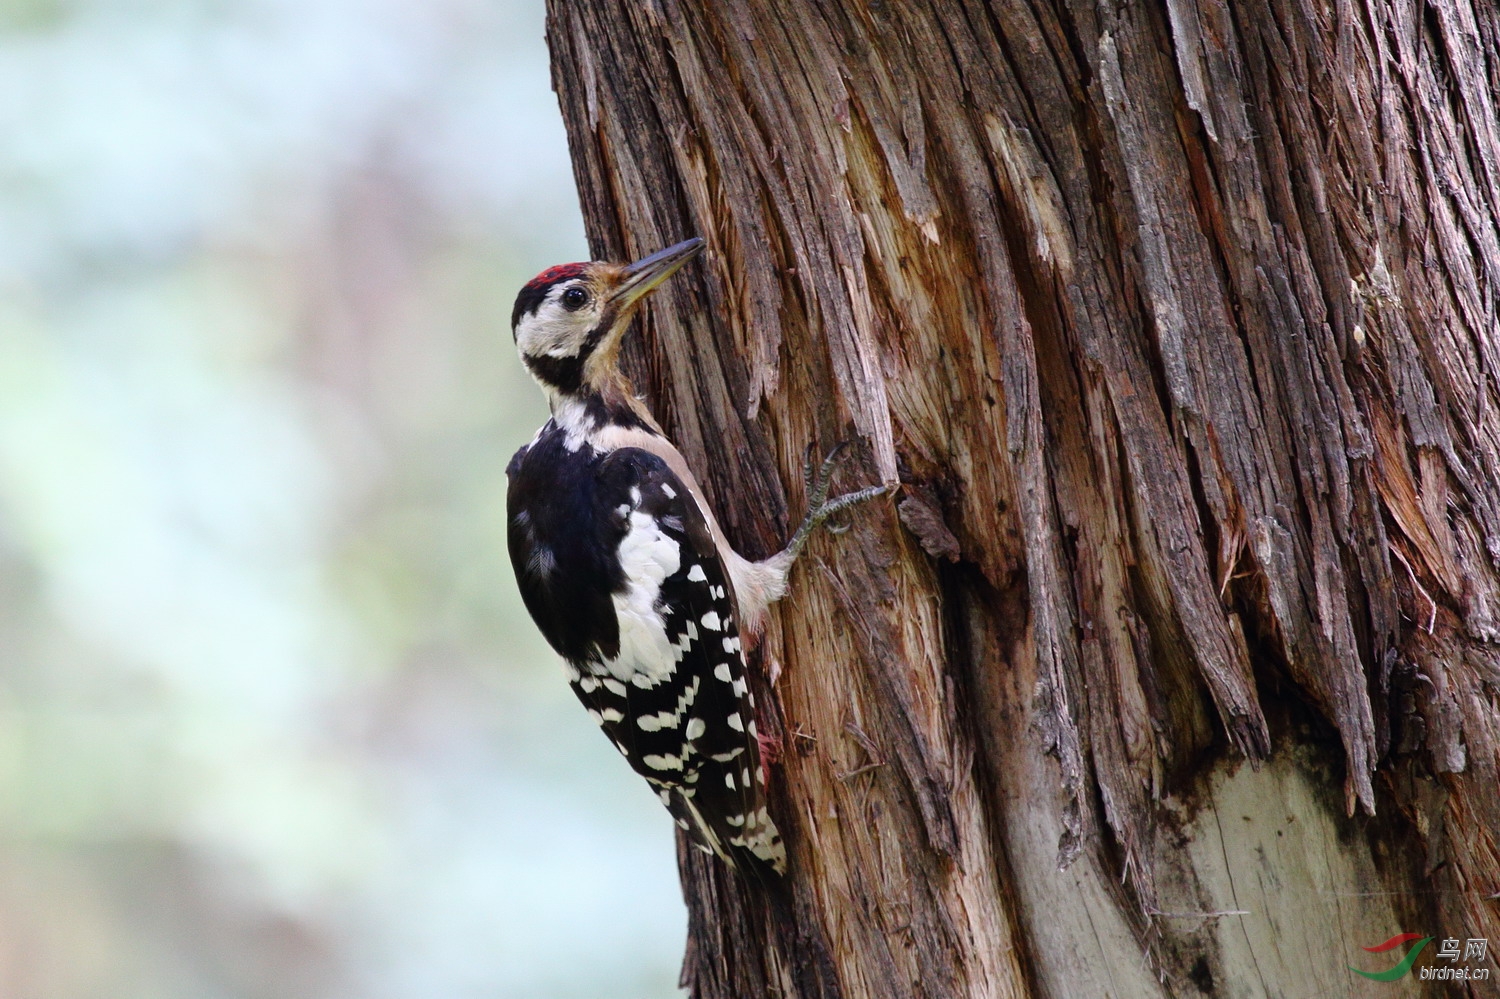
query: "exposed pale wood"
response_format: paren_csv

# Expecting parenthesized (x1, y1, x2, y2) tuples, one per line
(545, 1, 1500, 995)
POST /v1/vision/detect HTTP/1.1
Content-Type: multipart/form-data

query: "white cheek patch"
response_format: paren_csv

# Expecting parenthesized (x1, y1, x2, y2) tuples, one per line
(516, 302, 593, 361)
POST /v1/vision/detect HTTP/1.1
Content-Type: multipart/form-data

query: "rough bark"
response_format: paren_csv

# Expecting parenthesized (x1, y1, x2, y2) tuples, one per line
(544, 1, 1500, 996)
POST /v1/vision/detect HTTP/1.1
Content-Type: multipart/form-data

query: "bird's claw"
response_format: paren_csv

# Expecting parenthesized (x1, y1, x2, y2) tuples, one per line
(803, 440, 852, 513)
(783, 443, 890, 562)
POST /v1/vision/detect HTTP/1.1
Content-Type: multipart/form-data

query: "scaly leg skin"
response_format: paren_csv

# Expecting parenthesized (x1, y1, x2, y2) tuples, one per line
(779, 441, 892, 565)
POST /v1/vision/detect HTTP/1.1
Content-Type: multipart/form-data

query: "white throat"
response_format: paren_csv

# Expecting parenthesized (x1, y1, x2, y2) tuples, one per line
(550, 394, 596, 452)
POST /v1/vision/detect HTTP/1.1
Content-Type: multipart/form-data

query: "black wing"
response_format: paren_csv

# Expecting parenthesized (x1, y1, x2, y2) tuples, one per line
(509, 436, 782, 876)
(589, 448, 783, 877)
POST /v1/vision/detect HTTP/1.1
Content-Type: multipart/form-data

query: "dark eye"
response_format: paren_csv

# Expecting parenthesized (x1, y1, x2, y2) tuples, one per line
(561, 286, 589, 310)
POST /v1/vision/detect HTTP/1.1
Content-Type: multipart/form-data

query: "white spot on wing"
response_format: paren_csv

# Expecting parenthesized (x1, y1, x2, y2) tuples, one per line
(637, 677, 700, 731)
(637, 712, 670, 732)
(527, 544, 556, 578)
(602, 510, 683, 685)
(686, 564, 707, 582)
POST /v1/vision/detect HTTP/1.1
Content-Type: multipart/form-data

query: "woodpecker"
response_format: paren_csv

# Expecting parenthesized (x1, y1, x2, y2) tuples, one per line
(504, 237, 885, 879)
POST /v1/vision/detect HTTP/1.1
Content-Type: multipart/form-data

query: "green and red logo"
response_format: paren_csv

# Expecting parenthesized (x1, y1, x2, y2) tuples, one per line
(1351, 933, 1434, 981)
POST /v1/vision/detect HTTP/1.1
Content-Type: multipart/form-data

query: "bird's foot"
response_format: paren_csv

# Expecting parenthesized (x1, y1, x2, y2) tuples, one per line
(780, 442, 891, 564)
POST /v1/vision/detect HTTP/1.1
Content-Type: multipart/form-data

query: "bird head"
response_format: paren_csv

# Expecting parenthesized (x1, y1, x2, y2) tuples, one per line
(510, 237, 704, 398)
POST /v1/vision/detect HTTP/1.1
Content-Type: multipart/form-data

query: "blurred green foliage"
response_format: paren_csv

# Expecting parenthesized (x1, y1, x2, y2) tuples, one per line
(0, 1, 685, 996)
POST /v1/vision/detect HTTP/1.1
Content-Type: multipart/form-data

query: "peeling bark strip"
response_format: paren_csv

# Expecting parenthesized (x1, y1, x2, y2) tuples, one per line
(545, 1, 1500, 996)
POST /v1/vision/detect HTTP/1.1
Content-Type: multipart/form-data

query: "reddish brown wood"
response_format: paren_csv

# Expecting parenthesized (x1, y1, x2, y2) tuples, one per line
(545, 1, 1500, 995)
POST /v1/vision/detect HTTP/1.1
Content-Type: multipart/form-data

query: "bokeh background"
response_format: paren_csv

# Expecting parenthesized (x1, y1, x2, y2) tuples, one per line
(0, 0, 687, 995)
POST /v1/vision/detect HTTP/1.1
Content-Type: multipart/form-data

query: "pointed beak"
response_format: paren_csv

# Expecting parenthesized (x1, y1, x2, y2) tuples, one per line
(613, 237, 704, 310)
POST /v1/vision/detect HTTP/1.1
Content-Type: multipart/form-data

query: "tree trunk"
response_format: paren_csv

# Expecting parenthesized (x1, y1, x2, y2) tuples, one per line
(544, 1, 1500, 995)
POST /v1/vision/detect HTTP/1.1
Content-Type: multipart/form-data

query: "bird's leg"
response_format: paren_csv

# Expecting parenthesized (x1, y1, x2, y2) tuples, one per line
(778, 442, 891, 565)
(734, 443, 889, 630)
